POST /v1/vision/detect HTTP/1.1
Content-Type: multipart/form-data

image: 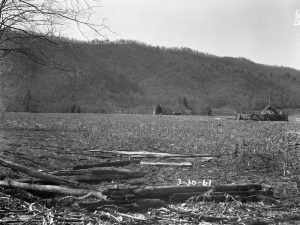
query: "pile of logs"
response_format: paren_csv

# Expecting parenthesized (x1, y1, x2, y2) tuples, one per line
(0, 149, 275, 211)
(80, 183, 273, 210)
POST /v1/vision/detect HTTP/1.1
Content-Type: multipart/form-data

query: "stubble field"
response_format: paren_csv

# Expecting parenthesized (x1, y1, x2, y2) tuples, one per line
(0, 112, 300, 224)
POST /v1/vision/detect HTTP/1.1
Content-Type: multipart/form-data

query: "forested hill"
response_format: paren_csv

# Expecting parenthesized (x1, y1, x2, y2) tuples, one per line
(1, 38, 300, 114)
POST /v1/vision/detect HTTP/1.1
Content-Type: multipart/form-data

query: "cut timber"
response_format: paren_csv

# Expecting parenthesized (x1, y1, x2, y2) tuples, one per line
(0, 158, 93, 190)
(140, 161, 192, 167)
(90, 150, 215, 159)
(50, 167, 146, 184)
(0, 180, 105, 199)
(73, 160, 140, 170)
(133, 184, 262, 198)
(103, 184, 263, 200)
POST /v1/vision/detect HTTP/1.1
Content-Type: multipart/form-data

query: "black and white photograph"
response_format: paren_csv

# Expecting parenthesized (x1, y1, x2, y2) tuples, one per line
(0, 0, 300, 224)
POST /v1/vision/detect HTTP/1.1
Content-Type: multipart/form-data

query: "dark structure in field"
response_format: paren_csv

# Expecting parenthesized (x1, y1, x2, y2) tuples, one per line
(251, 105, 288, 121)
(234, 105, 288, 121)
(153, 104, 163, 115)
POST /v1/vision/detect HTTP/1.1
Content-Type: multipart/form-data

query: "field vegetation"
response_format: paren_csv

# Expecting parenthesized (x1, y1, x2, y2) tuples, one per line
(0, 113, 300, 224)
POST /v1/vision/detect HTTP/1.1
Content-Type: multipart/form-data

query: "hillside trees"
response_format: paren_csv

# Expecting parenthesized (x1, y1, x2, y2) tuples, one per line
(0, 0, 109, 112)
(1, 39, 300, 113)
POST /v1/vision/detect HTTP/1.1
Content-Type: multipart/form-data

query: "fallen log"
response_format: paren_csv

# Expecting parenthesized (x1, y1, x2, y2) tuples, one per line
(51, 167, 145, 177)
(102, 184, 263, 200)
(73, 160, 141, 170)
(0, 180, 106, 199)
(18, 176, 140, 185)
(90, 150, 216, 159)
(61, 175, 142, 184)
(132, 184, 262, 198)
(0, 158, 93, 190)
(49, 167, 146, 184)
(140, 161, 192, 167)
(16, 178, 57, 185)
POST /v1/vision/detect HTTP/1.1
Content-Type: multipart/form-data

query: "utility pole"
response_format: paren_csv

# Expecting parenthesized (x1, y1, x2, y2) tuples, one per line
(268, 88, 271, 106)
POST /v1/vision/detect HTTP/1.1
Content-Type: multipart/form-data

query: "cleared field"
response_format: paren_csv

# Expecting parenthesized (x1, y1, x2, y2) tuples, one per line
(1, 112, 299, 188)
(0, 112, 300, 224)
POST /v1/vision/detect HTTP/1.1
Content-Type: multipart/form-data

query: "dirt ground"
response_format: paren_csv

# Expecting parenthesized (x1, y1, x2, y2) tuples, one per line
(0, 112, 300, 224)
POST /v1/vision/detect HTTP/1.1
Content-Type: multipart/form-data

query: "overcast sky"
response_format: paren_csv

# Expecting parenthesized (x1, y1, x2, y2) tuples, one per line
(70, 0, 300, 70)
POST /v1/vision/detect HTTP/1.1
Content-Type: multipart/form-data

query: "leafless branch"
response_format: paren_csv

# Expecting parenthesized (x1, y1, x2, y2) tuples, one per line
(0, 0, 108, 63)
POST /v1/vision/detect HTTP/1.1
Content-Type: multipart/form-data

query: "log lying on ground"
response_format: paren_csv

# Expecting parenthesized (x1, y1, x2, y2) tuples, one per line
(132, 184, 262, 198)
(104, 184, 263, 200)
(90, 150, 216, 159)
(49, 167, 146, 184)
(0, 158, 93, 190)
(140, 161, 192, 167)
(16, 178, 58, 185)
(73, 160, 141, 170)
(0, 180, 106, 199)
(51, 167, 145, 177)
(102, 184, 270, 203)
(73, 160, 192, 170)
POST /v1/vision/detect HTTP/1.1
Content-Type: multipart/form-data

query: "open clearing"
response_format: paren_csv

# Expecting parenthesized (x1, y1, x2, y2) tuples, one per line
(0, 113, 300, 224)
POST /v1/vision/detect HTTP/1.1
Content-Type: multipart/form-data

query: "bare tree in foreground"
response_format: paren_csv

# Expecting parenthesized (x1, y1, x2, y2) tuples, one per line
(0, 0, 106, 61)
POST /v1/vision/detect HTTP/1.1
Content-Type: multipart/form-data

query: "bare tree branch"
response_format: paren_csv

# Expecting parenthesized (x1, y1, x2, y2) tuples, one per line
(0, 0, 108, 64)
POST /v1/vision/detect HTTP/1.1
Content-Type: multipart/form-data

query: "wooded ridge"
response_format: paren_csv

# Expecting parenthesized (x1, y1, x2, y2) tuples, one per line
(1, 38, 300, 114)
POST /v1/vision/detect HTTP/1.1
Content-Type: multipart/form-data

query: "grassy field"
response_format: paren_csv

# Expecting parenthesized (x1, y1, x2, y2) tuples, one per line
(0, 112, 300, 224)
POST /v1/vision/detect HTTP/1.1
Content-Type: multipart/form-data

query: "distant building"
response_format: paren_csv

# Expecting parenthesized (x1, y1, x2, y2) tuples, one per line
(153, 104, 163, 115)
